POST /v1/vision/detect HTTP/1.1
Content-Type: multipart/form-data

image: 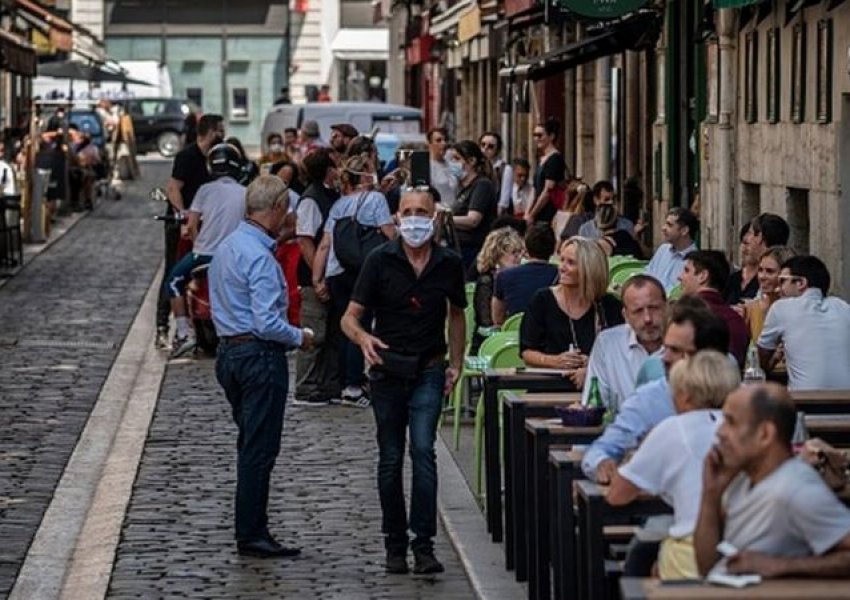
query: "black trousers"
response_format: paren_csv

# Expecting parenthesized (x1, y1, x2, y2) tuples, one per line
(157, 223, 180, 329)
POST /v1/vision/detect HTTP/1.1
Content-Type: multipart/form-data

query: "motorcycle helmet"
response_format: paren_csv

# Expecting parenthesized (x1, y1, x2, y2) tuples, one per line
(208, 143, 243, 180)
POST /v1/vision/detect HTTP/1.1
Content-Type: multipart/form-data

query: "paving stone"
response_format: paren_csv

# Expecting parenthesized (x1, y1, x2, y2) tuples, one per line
(106, 358, 475, 598)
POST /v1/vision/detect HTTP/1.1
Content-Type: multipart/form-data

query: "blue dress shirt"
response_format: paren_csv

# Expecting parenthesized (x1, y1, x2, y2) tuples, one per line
(645, 242, 697, 292)
(209, 221, 303, 348)
(581, 377, 674, 480)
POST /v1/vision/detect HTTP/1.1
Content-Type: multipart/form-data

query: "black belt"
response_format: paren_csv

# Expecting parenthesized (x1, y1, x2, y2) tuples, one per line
(220, 334, 258, 345)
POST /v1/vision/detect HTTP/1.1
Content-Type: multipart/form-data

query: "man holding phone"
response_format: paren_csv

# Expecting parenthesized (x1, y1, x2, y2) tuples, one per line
(341, 186, 466, 575)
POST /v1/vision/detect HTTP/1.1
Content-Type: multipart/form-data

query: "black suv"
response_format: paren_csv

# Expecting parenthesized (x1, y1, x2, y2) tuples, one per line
(121, 97, 200, 157)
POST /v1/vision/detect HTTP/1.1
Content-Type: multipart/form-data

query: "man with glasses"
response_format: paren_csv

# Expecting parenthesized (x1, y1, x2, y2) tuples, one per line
(582, 296, 730, 483)
(427, 127, 458, 209)
(757, 255, 850, 390)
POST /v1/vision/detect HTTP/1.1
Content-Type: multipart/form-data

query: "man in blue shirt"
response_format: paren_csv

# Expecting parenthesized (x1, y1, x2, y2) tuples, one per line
(582, 296, 729, 483)
(645, 207, 699, 292)
(209, 176, 313, 558)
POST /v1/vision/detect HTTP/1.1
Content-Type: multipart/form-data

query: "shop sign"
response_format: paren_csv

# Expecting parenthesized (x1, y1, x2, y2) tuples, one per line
(457, 5, 481, 43)
(557, 0, 648, 19)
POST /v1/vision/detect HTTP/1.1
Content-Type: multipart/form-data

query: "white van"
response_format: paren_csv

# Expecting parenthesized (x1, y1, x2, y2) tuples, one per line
(260, 101, 423, 153)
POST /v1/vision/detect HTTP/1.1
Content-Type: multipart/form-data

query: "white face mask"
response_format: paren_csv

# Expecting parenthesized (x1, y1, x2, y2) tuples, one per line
(269, 143, 283, 153)
(399, 215, 435, 248)
(448, 160, 465, 180)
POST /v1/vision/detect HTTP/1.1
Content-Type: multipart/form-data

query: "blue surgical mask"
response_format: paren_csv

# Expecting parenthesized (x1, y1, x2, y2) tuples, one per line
(448, 160, 465, 180)
(399, 216, 435, 248)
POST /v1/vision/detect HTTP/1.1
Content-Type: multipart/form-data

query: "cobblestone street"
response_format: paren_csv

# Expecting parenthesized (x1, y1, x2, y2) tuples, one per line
(0, 159, 484, 599)
(108, 358, 473, 599)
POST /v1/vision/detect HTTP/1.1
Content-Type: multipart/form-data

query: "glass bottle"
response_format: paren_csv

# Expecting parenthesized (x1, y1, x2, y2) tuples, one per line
(791, 411, 809, 453)
(743, 344, 766, 384)
(587, 376, 603, 409)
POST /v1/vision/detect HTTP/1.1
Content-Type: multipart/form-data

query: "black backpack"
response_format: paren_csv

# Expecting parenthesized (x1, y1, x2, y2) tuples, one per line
(333, 192, 387, 272)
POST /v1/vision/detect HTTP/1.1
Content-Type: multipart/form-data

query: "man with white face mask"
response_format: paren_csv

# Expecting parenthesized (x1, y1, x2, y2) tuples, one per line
(342, 187, 466, 576)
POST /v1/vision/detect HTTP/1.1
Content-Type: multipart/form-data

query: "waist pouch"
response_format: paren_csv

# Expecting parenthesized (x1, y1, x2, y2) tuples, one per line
(374, 349, 421, 380)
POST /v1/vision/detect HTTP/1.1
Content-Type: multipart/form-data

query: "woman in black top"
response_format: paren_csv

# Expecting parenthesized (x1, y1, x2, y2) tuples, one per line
(450, 140, 498, 271)
(596, 204, 644, 259)
(527, 118, 569, 226)
(520, 236, 623, 390)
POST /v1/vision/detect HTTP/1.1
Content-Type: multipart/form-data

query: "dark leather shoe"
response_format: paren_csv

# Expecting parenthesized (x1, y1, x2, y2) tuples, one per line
(413, 550, 444, 574)
(385, 552, 409, 574)
(237, 538, 301, 558)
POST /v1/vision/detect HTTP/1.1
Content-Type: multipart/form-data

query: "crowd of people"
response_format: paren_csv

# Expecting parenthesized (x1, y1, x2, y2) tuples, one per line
(157, 112, 850, 581)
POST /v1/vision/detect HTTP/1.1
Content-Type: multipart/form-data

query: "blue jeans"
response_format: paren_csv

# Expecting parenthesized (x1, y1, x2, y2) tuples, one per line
(164, 252, 212, 298)
(215, 339, 289, 542)
(327, 272, 367, 388)
(369, 364, 446, 554)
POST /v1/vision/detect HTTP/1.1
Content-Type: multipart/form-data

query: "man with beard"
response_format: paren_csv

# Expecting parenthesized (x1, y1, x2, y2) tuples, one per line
(582, 296, 730, 483)
(580, 275, 667, 408)
(330, 123, 358, 156)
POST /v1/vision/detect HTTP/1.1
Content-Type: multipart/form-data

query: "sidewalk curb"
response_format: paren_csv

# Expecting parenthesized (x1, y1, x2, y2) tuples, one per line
(9, 264, 167, 600)
(437, 436, 525, 599)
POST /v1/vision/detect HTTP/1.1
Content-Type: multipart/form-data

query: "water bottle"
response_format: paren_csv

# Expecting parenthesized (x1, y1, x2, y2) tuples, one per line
(743, 345, 766, 383)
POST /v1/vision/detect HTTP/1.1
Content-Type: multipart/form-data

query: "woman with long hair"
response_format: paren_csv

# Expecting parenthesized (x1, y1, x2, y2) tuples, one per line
(449, 140, 498, 272)
(520, 236, 623, 389)
(526, 118, 569, 226)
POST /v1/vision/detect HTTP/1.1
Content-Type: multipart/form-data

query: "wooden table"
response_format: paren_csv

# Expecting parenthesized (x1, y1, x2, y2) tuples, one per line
(791, 389, 850, 414)
(805, 414, 850, 445)
(502, 391, 580, 579)
(620, 577, 850, 599)
(575, 480, 671, 600)
(482, 368, 577, 543)
(525, 418, 603, 600)
(548, 449, 584, 600)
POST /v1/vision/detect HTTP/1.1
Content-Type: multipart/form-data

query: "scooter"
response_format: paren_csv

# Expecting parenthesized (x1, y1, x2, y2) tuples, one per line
(151, 187, 218, 356)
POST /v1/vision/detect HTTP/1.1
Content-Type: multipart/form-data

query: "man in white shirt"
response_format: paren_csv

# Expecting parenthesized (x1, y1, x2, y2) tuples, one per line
(427, 128, 458, 210)
(499, 158, 533, 217)
(695, 383, 850, 578)
(758, 255, 850, 390)
(645, 207, 698, 292)
(581, 275, 666, 409)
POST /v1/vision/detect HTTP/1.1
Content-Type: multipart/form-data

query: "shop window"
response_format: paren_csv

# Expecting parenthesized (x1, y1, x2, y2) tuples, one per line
(744, 31, 758, 124)
(791, 22, 806, 124)
(766, 28, 780, 123)
(816, 19, 832, 124)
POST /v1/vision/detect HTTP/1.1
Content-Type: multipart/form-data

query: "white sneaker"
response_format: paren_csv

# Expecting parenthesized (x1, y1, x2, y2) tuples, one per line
(170, 334, 196, 359)
(340, 386, 370, 408)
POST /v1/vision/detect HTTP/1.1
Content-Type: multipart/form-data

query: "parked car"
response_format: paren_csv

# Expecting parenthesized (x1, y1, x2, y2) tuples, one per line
(119, 97, 200, 157)
(260, 102, 422, 154)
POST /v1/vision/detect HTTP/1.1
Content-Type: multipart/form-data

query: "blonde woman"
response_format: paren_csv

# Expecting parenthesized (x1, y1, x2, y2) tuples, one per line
(470, 227, 524, 352)
(519, 236, 623, 389)
(607, 350, 741, 580)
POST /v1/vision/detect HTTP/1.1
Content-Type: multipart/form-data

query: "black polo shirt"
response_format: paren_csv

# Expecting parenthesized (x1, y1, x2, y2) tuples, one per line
(351, 239, 467, 358)
(171, 142, 210, 210)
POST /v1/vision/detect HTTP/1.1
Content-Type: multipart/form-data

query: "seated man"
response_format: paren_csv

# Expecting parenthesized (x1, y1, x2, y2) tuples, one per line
(678, 250, 749, 367)
(695, 383, 850, 577)
(491, 223, 558, 325)
(607, 350, 741, 580)
(645, 207, 698, 292)
(581, 275, 666, 408)
(165, 143, 247, 357)
(577, 180, 635, 239)
(582, 296, 730, 483)
(758, 255, 850, 390)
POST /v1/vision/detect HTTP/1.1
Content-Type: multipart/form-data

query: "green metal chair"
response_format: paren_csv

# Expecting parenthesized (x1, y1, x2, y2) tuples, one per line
(668, 283, 683, 300)
(472, 341, 524, 496)
(608, 264, 649, 297)
(451, 331, 518, 450)
(465, 282, 475, 307)
(501, 312, 524, 333)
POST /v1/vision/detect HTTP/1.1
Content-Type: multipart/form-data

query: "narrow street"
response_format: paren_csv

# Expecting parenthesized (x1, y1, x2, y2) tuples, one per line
(0, 160, 484, 599)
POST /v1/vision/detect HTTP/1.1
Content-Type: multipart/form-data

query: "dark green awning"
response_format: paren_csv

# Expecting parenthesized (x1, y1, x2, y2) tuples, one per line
(713, 0, 765, 8)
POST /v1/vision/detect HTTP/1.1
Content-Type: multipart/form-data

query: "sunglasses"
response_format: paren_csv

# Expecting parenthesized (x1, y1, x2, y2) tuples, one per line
(532, 132, 544, 138)
(480, 142, 496, 149)
(402, 184, 433, 193)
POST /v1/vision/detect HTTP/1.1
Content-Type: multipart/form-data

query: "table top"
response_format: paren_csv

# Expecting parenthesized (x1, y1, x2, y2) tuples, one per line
(791, 389, 850, 403)
(549, 449, 584, 464)
(620, 577, 850, 599)
(806, 414, 850, 432)
(524, 417, 605, 436)
(503, 391, 582, 406)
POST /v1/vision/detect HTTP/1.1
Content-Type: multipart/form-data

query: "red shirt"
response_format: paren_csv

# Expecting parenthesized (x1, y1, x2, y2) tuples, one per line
(699, 289, 750, 368)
